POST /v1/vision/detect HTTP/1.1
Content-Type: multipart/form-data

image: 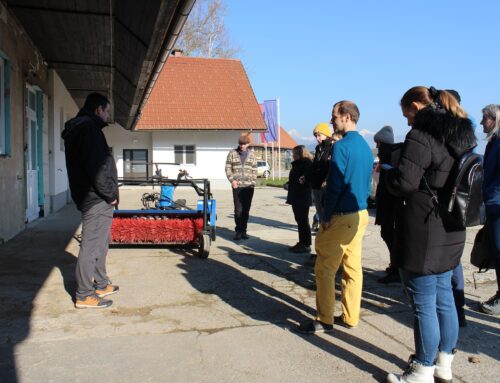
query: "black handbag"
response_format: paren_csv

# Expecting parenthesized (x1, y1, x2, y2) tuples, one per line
(470, 225, 494, 271)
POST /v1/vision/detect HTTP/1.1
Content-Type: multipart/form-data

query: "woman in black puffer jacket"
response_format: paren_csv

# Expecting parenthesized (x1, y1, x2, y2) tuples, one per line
(385, 87, 476, 383)
(286, 145, 313, 253)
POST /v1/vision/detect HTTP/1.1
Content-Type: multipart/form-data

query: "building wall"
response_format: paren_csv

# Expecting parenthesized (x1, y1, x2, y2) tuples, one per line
(252, 146, 293, 172)
(105, 129, 244, 189)
(104, 123, 152, 178)
(152, 131, 241, 189)
(47, 70, 78, 212)
(0, 2, 50, 242)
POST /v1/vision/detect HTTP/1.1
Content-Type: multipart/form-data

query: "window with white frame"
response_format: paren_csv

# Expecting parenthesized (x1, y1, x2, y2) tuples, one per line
(174, 145, 196, 165)
(0, 57, 6, 155)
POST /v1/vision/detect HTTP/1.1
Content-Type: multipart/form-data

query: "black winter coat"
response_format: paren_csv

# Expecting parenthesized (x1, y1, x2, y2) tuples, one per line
(62, 109, 119, 211)
(286, 158, 313, 206)
(308, 139, 332, 190)
(375, 142, 403, 226)
(387, 107, 476, 275)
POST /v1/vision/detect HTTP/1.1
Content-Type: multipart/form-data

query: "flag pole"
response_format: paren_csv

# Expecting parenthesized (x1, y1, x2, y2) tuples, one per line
(265, 142, 268, 174)
(271, 141, 275, 180)
(277, 98, 281, 179)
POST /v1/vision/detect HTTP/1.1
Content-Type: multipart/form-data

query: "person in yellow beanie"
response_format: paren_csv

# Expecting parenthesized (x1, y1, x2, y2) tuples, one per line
(309, 123, 333, 231)
(303, 123, 341, 267)
(313, 122, 332, 138)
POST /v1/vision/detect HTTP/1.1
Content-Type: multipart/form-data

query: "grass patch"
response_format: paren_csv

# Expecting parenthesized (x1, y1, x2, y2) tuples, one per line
(257, 177, 288, 188)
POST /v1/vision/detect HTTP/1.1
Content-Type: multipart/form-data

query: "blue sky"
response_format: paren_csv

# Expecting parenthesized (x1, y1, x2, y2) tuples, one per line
(224, 0, 498, 152)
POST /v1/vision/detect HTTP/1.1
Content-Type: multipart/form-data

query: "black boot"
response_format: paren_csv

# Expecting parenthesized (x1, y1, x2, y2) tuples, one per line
(233, 232, 242, 241)
(378, 268, 401, 284)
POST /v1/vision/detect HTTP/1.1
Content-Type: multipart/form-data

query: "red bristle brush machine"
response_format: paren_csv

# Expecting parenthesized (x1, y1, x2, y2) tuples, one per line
(111, 178, 216, 258)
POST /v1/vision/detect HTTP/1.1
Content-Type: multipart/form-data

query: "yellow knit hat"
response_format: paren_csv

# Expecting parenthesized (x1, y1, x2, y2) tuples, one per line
(313, 122, 332, 138)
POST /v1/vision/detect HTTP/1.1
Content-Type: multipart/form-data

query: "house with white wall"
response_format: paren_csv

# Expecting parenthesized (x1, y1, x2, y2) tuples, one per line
(105, 53, 266, 189)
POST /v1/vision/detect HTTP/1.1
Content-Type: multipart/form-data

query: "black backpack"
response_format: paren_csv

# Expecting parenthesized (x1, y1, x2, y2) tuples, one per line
(423, 150, 484, 229)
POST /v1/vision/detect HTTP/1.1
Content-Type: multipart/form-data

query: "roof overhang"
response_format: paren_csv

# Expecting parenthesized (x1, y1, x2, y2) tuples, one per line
(5, 0, 195, 130)
(135, 128, 267, 132)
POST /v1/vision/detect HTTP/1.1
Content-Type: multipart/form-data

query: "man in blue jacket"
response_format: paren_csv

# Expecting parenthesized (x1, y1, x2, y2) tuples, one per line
(298, 100, 373, 333)
(62, 93, 119, 309)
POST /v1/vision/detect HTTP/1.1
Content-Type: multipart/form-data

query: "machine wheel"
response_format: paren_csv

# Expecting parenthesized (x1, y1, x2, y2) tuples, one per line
(198, 233, 211, 259)
(263, 170, 270, 178)
(210, 225, 217, 241)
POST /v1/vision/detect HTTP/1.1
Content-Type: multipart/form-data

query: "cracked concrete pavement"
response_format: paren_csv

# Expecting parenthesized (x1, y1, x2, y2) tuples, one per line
(0, 186, 498, 382)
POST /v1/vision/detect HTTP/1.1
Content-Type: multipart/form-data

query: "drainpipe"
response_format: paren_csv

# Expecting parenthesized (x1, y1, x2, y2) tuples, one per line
(130, 0, 196, 130)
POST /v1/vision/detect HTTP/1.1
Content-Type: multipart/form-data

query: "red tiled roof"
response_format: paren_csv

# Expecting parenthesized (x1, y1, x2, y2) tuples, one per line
(135, 56, 266, 131)
(247, 127, 298, 150)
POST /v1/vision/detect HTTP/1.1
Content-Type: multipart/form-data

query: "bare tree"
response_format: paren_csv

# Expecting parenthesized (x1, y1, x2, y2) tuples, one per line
(175, 0, 240, 58)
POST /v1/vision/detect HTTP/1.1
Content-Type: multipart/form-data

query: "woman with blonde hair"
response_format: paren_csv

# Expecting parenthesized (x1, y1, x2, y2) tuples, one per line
(479, 104, 500, 315)
(385, 86, 476, 383)
(286, 145, 313, 253)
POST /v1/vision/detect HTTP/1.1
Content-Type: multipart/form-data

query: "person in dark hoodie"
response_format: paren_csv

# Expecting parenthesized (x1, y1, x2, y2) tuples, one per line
(385, 87, 476, 383)
(62, 93, 119, 309)
(287, 145, 313, 253)
(373, 125, 404, 284)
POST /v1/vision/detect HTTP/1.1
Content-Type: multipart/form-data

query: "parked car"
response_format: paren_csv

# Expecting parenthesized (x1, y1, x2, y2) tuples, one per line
(256, 161, 271, 178)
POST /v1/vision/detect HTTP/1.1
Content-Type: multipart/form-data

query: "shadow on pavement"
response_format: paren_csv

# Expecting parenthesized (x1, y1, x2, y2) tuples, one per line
(179, 250, 406, 381)
(0, 207, 80, 383)
(216, 227, 499, 367)
(216, 226, 316, 292)
(362, 266, 500, 362)
(248, 215, 298, 232)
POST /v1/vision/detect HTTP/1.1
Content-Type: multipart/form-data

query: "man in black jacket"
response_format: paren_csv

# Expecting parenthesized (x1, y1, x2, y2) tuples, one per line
(62, 93, 119, 309)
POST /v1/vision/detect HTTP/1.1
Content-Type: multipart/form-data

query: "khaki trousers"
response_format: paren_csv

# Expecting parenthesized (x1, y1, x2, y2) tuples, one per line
(314, 210, 369, 326)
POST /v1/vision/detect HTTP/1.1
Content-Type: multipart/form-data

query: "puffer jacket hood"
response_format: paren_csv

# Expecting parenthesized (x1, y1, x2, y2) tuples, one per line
(412, 107, 477, 157)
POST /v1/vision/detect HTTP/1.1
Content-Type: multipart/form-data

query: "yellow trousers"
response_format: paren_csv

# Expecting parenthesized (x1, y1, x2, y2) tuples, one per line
(314, 210, 369, 326)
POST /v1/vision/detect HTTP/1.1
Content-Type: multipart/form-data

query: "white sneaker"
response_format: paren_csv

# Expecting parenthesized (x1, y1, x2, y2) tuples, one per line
(387, 361, 435, 383)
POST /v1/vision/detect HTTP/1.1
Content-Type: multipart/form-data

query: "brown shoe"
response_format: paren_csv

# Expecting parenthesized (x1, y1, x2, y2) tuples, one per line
(95, 284, 119, 298)
(75, 294, 112, 309)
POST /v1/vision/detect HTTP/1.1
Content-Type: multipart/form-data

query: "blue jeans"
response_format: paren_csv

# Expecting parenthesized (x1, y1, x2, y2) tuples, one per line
(451, 263, 465, 316)
(486, 212, 500, 292)
(400, 269, 458, 366)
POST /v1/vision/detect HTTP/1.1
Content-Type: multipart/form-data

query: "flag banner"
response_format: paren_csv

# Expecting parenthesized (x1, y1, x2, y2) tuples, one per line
(262, 100, 279, 143)
(253, 132, 263, 144)
(256, 103, 266, 144)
